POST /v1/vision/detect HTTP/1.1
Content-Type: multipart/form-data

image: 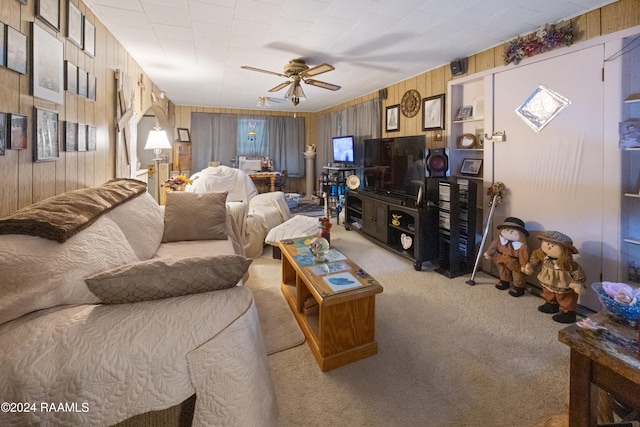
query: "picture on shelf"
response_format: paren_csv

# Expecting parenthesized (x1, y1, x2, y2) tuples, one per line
(455, 105, 473, 121)
(459, 158, 483, 176)
(619, 119, 640, 148)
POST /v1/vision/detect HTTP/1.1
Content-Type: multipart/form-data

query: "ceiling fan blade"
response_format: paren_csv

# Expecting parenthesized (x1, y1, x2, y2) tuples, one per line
(304, 79, 341, 91)
(300, 63, 334, 78)
(268, 81, 292, 92)
(241, 65, 287, 78)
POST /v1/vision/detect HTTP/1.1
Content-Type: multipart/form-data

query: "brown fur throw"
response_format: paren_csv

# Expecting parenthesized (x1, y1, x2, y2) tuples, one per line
(0, 178, 147, 242)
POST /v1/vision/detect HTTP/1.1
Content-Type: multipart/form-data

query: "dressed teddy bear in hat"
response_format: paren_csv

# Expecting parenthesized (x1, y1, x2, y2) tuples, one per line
(484, 217, 531, 297)
(523, 231, 586, 324)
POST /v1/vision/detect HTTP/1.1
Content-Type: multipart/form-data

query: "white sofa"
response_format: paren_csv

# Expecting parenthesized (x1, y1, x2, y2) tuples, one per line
(187, 166, 291, 258)
(0, 179, 278, 427)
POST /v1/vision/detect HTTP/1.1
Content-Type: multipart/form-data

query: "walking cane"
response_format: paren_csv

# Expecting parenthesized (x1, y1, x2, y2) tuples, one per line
(466, 182, 505, 286)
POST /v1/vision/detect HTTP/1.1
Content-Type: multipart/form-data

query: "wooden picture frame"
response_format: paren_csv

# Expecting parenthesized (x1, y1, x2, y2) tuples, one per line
(456, 133, 476, 149)
(422, 94, 445, 131)
(36, 0, 60, 32)
(459, 158, 482, 176)
(0, 113, 6, 156)
(385, 104, 400, 132)
(64, 121, 77, 151)
(66, 1, 82, 47)
(65, 61, 77, 94)
(34, 107, 59, 161)
(32, 23, 64, 104)
(9, 113, 27, 149)
(7, 25, 27, 74)
(177, 128, 190, 142)
(83, 17, 94, 56)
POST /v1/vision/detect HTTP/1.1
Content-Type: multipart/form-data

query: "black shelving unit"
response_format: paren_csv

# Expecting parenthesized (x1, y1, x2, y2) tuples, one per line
(435, 179, 477, 278)
(319, 166, 356, 222)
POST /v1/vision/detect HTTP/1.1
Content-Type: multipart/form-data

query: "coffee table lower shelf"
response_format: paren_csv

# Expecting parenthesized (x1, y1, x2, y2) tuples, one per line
(281, 282, 379, 372)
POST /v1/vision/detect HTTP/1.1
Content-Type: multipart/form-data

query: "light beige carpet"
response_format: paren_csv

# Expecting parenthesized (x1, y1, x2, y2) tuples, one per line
(244, 256, 305, 355)
(263, 225, 573, 427)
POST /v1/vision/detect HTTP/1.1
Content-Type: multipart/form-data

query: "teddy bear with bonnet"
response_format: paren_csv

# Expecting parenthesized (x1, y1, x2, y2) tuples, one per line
(523, 230, 586, 323)
(484, 217, 531, 297)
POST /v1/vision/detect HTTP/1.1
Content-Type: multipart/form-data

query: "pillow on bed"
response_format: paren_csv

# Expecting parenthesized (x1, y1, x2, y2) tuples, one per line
(85, 255, 251, 304)
(163, 191, 228, 242)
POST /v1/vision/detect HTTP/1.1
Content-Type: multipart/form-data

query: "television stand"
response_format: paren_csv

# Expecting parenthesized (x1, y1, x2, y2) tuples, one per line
(344, 190, 438, 270)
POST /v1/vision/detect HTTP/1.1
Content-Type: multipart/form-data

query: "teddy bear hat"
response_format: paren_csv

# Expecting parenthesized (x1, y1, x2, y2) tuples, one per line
(497, 216, 529, 236)
(537, 230, 578, 254)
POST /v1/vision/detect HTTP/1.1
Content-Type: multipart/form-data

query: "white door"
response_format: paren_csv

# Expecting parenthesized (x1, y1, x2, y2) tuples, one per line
(491, 45, 604, 310)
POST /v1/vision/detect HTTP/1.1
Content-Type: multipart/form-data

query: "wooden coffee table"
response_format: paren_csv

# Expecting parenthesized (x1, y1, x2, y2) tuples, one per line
(278, 237, 383, 372)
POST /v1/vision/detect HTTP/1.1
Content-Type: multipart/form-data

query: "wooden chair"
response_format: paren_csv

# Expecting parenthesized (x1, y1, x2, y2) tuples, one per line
(274, 170, 287, 192)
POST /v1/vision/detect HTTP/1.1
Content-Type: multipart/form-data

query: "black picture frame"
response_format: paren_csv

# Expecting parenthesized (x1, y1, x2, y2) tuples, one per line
(0, 22, 6, 67)
(177, 128, 190, 142)
(32, 23, 64, 104)
(83, 17, 94, 56)
(36, 0, 60, 32)
(77, 123, 86, 151)
(459, 158, 483, 176)
(422, 94, 445, 131)
(66, 1, 82, 47)
(7, 25, 27, 74)
(64, 121, 77, 151)
(0, 112, 6, 156)
(34, 107, 59, 162)
(385, 104, 400, 132)
(9, 113, 27, 149)
(65, 60, 77, 94)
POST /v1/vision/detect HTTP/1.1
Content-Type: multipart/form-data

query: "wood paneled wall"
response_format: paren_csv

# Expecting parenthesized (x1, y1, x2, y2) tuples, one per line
(0, 0, 162, 217)
(2, 0, 639, 216)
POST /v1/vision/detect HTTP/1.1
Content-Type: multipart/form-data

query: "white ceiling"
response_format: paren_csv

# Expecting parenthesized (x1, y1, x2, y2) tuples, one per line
(82, 0, 618, 112)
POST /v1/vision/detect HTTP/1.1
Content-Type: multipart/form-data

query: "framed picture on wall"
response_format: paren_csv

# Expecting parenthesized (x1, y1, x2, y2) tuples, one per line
(88, 73, 96, 101)
(36, 0, 60, 32)
(459, 158, 483, 176)
(9, 113, 27, 149)
(87, 125, 96, 150)
(177, 128, 190, 142)
(65, 61, 77, 94)
(34, 107, 59, 162)
(83, 17, 95, 56)
(385, 104, 400, 132)
(0, 113, 6, 156)
(0, 22, 6, 67)
(77, 67, 88, 98)
(422, 94, 445, 131)
(64, 121, 77, 151)
(66, 1, 82, 47)
(32, 23, 64, 104)
(78, 123, 87, 151)
(7, 25, 27, 74)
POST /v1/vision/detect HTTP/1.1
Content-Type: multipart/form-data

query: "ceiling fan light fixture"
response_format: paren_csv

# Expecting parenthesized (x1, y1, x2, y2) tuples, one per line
(285, 83, 306, 106)
(257, 96, 271, 108)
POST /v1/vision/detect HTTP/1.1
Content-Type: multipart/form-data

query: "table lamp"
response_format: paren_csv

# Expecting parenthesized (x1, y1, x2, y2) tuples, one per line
(144, 123, 171, 199)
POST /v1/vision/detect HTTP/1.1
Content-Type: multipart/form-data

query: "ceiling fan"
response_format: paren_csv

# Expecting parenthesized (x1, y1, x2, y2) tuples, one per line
(241, 59, 341, 106)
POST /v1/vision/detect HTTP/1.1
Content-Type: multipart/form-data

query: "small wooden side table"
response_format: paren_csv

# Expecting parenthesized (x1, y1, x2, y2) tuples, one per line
(558, 312, 640, 427)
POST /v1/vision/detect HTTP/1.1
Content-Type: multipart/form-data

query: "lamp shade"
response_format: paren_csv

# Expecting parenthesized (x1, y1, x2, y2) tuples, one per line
(144, 125, 171, 151)
(285, 82, 306, 106)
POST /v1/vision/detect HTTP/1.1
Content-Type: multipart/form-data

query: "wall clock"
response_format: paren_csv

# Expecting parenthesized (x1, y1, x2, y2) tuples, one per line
(401, 89, 421, 118)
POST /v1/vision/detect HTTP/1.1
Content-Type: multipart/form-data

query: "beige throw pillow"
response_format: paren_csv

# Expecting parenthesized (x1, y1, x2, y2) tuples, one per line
(85, 255, 251, 304)
(162, 191, 228, 242)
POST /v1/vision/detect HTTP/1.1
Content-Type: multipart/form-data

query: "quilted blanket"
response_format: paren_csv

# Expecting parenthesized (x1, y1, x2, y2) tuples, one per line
(0, 286, 278, 426)
(0, 178, 147, 242)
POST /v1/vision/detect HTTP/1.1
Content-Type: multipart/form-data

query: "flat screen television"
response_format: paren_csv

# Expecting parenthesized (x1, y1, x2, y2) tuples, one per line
(332, 135, 355, 165)
(363, 135, 426, 200)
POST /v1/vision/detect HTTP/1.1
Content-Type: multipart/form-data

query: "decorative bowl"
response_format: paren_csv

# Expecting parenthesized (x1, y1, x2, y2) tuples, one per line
(591, 282, 640, 326)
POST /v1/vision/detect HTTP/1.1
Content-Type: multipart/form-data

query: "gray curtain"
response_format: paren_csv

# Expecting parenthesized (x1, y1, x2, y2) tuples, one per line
(190, 112, 305, 175)
(316, 98, 382, 177)
(190, 113, 237, 172)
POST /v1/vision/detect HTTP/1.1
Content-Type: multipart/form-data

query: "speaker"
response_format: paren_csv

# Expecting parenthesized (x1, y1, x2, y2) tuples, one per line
(425, 148, 449, 177)
(450, 58, 466, 76)
(378, 88, 388, 100)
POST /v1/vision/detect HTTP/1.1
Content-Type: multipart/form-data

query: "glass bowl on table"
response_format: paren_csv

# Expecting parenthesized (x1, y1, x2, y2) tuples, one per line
(591, 282, 640, 327)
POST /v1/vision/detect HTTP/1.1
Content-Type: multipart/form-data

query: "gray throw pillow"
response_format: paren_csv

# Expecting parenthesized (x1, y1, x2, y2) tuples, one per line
(85, 255, 251, 304)
(163, 191, 228, 242)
